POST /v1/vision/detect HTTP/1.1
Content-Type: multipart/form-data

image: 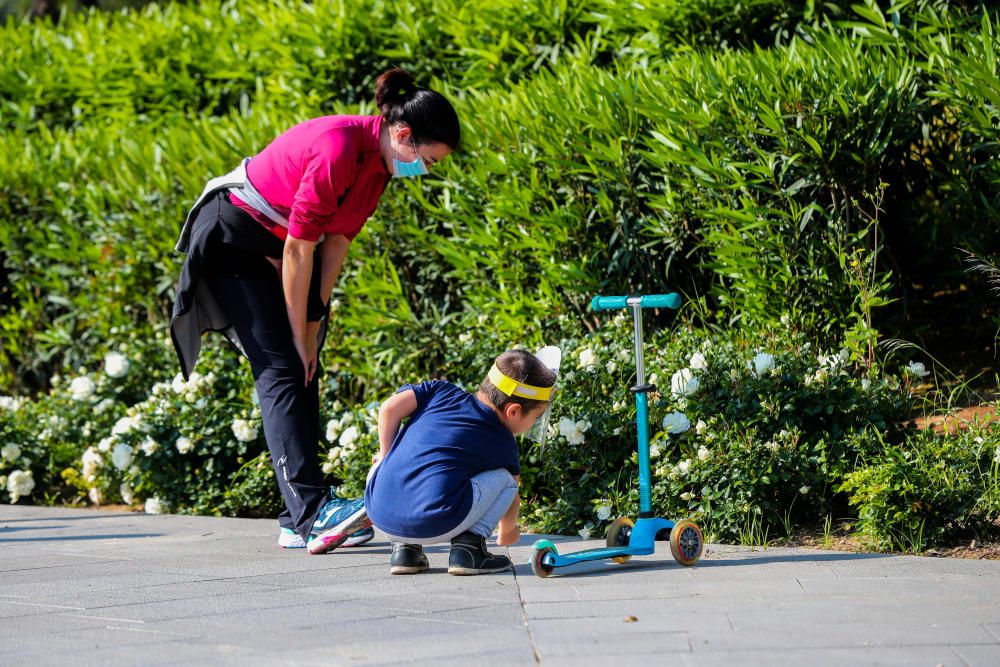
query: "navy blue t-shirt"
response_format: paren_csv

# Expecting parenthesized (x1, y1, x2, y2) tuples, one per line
(365, 380, 520, 539)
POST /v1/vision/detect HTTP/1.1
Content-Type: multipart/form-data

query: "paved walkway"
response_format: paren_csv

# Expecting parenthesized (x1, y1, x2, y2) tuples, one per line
(2, 506, 999, 666)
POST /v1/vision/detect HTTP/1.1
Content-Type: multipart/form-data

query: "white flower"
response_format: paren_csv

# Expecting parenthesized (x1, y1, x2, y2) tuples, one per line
(322, 462, 335, 474)
(120, 483, 134, 505)
(94, 398, 116, 415)
(993, 445, 1000, 464)
(144, 497, 164, 514)
(104, 351, 130, 378)
(649, 442, 661, 459)
(695, 419, 708, 436)
(0, 396, 23, 411)
(69, 376, 96, 401)
(88, 487, 103, 505)
(606, 359, 617, 374)
(558, 417, 589, 445)
(578, 348, 597, 370)
(675, 459, 692, 475)
(578, 523, 594, 540)
(339, 425, 360, 449)
(111, 415, 137, 436)
(861, 378, 871, 391)
(6, 470, 34, 503)
(458, 332, 473, 344)
(140, 437, 159, 456)
(231, 419, 258, 443)
(325, 419, 340, 443)
(680, 491, 694, 501)
(97, 436, 115, 453)
(749, 352, 775, 377)
(780, 314, 791, 326)
(765, 440, 780, 451)
(81, 447, 103, 480)
(799, 485, 810, 495)
(662, 411, 691, 434)
(670, 368, 700, 397)
(697, 446, 711, 462)
(596, 505, 612, 521)
(905, 361, 930, 378)
(111, 443, 133, 471)
(1, 443, 21, 462)
(689, 352, 707, 370)
(175, 436, 193, 454)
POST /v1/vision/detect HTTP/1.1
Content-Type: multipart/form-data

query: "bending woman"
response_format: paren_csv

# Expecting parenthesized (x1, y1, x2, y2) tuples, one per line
(170, 68, 459, 554)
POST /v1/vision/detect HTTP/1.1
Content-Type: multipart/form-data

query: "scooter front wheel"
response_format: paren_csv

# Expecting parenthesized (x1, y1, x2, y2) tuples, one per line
(606, 516, 634, 564)
(669, 519, 703, 566)
(531, 540, 557, 578)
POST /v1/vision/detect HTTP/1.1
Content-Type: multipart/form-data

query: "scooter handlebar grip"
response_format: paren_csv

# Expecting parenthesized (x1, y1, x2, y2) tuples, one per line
(590, 293, 682, 311)
(590, 296, 629, 311)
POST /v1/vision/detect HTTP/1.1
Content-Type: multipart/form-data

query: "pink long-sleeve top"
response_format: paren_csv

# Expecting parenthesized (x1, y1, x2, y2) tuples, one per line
(230, 114, 390, 243)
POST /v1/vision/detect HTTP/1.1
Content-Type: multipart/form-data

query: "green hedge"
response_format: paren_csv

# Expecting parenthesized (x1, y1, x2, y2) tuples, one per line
(2, 0, 999, 547)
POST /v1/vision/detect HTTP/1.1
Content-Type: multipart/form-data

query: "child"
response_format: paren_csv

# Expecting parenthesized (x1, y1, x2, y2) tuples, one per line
(364, 349, 556, 575)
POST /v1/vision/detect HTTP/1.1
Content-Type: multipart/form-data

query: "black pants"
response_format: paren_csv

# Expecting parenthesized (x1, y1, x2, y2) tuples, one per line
(201, 194, 329, 540)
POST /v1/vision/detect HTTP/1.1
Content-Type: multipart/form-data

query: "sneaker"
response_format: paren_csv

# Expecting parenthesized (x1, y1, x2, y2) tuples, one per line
(306, 496, 370, 555)
(448, 531, 512, 575)
(389, 543, 429, 575)
(343, 526, 375, 547)
(278, 527, 306, 549)
(279, 526, 372, 549)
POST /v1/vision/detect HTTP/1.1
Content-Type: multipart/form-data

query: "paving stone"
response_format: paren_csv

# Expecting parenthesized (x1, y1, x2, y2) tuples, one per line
(3, 506, 1000, 665)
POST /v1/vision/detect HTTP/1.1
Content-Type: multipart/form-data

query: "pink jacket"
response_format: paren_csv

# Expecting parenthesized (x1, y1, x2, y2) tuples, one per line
(231, 115, 390, 242)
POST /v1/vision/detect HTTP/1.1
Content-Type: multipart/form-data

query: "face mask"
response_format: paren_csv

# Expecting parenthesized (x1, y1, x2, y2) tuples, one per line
(392, 137, 429, 179)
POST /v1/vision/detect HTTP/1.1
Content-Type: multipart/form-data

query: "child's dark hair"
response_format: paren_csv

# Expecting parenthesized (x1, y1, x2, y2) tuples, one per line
(479, 350, 557, 412)
(375, 68, 460, 149)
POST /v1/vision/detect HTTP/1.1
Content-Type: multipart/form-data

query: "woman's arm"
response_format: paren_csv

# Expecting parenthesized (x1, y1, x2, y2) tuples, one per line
(283, 235, 319, 385)
(375, 390, 418, 463)
(318, 234, 351, 307)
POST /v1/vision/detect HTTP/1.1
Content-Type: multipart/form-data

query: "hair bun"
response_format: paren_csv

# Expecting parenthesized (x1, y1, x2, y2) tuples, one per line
(375, 68, 417, 115)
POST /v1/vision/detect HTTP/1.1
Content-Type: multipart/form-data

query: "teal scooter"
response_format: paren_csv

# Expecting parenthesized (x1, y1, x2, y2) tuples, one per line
(530, 293, 704, 577)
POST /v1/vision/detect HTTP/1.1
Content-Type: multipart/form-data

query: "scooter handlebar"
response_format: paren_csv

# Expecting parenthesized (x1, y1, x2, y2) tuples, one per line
(590, 293, 682, 311)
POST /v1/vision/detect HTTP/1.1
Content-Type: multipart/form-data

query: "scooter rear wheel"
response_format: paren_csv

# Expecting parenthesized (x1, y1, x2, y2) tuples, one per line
(606, 516, 634, 564)
(669, 519, 703, 566)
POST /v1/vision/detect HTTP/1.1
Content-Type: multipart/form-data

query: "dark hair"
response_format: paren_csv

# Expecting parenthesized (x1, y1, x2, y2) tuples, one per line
(375, 68, 460, 149)
(478, 350, 557, 413)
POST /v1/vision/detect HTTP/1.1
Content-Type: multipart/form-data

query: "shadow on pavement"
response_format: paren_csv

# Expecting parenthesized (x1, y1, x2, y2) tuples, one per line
(0, 533, 162, 543)
(0, 513, 137, 524)
(511, 548, 890, 579)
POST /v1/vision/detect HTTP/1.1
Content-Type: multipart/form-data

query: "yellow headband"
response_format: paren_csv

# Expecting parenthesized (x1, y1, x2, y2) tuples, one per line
(488, 365, 554, 401)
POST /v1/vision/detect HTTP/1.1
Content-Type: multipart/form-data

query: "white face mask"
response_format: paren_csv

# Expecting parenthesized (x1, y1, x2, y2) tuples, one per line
(526, 345, 561, 448)
(392, 136, 429, 178)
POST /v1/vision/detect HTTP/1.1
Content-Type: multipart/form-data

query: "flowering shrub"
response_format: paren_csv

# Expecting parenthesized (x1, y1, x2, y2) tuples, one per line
(840, 427, 1000, 552)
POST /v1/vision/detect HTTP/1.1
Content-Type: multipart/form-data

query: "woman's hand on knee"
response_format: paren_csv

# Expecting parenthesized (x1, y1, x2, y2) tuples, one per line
(294, 334, 318, 386)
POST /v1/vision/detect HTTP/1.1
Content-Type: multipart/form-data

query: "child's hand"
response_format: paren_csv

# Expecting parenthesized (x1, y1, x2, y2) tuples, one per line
(496, 525, 520, 546)
(371, 452, 383, 465)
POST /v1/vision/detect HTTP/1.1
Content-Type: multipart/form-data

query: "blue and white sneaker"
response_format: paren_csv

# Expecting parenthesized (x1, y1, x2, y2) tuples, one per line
(279, 526, 374, 549)
(307, 496, 370, 555)
(278, 527, 306, 549)
(343, 526, 375, 547)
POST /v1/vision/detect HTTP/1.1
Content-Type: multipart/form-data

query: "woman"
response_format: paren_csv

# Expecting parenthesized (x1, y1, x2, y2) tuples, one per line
(170, 68, 460, 555)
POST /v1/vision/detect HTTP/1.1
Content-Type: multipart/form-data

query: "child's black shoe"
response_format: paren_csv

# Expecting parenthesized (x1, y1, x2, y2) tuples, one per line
(448, 531, 512, 575)
(389, 543, 429, 575)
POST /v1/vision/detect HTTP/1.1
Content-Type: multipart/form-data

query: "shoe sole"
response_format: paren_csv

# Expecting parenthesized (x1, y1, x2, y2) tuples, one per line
(447, 564, 512, 576)
(307, 512, 371, 555)
(343, 531, 375, 548)
(389, 564, 429, 575)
